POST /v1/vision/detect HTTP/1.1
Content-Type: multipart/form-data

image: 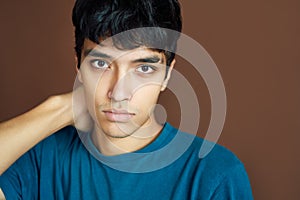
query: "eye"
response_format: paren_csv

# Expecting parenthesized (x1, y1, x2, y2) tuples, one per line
(136, 65, 156, 74)
(90, 59, 109, 69)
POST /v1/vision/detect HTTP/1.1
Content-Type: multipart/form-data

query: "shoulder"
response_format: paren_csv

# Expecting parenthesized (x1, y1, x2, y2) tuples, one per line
(0, 126, 82, 199)
(182, 130, 247, 180)
(172, 126, 253, 199)
(193, 136, 243, 171)
(25, 125, 81, 163)
(165, 123, 243, 170)
(52, 125, 78, 141)
(38, 125, 79, 149)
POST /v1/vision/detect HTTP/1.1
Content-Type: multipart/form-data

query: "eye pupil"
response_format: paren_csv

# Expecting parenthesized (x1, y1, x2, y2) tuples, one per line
(98, 61, 105, 67)
(141, 66, 149, 72)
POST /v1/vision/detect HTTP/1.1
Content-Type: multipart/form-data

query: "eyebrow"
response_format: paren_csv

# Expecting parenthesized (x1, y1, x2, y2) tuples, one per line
(84, 49, 162, 64)
(83, 49, 111, 58)
(132, 56, 162, 64)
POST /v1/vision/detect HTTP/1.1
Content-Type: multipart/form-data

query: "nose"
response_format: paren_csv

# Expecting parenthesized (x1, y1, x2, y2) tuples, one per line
(108, 70, 135, 102)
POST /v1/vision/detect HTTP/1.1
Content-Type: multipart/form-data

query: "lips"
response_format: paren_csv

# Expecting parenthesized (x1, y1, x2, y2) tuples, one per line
(102, 109, 135, 122)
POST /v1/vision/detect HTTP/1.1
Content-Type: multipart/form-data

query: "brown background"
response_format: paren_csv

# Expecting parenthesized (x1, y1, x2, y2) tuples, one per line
(0, 0, 299, 199)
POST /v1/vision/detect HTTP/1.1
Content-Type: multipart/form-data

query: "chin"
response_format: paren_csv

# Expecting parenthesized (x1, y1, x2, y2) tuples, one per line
(100, 121, 139, 139)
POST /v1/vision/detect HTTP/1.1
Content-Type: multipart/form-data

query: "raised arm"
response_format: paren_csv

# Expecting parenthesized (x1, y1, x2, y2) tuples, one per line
(0, 93, 73, 175)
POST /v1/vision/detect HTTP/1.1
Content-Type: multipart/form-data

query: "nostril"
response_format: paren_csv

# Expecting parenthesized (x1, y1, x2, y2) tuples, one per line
(109, 86, 133, 102)
(107, 91, 113, 99)
(108, 73, 135, 102)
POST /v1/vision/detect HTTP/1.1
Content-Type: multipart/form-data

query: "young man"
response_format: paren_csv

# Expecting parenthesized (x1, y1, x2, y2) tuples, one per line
(0, 0, 253, 199)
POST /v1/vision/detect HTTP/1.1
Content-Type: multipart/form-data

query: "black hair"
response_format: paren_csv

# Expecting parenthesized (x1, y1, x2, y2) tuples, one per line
(72, 0, 182, 68)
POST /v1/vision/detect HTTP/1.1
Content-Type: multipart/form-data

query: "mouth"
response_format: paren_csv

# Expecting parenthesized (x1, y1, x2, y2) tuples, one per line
(102, 109, 136, 122)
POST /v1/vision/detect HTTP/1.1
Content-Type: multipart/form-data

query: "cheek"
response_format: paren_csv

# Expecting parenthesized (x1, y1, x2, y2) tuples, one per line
(94, 78, 111, 105)
(80, 69, 99, 94)
(81, 70, 110, 101)
(85, 86, 108, 123)
(80, 72, 107, 118)
(131, 85, 161, 111)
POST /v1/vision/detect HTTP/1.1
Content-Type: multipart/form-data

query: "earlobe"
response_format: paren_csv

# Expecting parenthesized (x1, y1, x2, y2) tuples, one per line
(160, 59, 176, 91)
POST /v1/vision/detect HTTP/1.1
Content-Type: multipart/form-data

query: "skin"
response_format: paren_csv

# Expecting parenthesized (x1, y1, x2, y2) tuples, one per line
(0, 38, 175, 198)
(0, 189, 4, 200)
(77, 38, 175, 155)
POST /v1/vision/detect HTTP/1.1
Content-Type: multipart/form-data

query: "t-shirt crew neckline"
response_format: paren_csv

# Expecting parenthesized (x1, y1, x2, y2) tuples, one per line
(84, 122, 176, 163)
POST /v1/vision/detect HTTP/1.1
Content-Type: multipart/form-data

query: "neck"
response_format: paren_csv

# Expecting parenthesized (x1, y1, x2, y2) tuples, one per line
(91, 120, 163, 156)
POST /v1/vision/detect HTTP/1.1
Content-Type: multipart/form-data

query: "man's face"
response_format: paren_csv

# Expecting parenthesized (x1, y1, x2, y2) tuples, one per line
(78, 38, 174, 139)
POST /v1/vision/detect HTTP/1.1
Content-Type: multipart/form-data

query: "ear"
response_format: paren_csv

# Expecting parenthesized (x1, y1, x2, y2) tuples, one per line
(160, 59, 176, 91)
(75, 56, 83, 83)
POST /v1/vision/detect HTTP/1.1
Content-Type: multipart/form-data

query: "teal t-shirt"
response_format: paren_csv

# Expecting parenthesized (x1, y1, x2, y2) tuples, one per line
(0, 123, 253, 199)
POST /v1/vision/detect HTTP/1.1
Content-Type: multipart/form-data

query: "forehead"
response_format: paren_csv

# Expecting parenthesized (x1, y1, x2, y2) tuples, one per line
(82, 38, 165, 62)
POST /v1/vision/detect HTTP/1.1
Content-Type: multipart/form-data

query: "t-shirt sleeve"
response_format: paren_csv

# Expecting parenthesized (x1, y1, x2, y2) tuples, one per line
(211, 163, 253, 200)
(0, 126, 76, 200)
(0, 146, 40, 199)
